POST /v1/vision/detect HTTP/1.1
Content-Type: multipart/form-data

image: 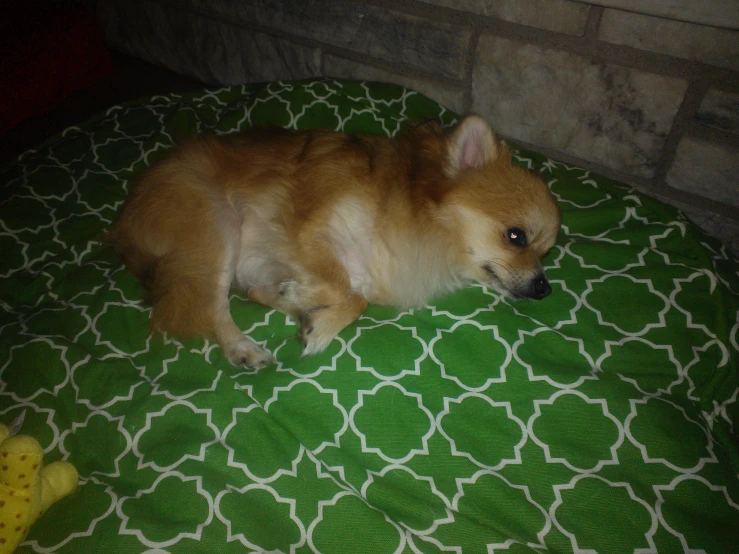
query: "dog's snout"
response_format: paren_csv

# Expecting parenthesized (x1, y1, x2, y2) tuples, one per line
(531, 275, 551, 300)
(509, 274, 552, 300)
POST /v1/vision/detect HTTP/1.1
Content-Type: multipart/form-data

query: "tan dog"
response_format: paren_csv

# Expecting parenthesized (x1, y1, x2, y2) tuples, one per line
(106, 115, 561, 368)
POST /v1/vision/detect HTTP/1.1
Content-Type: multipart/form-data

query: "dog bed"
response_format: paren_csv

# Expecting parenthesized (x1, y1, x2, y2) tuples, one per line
(1, 80, 737, 553)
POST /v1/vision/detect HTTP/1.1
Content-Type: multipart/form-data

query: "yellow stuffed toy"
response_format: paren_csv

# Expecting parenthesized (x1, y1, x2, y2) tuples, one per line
(0, 423, 78, 553)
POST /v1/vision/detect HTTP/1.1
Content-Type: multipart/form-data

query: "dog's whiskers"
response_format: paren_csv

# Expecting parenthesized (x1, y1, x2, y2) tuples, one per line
(486, 258, 515, 277)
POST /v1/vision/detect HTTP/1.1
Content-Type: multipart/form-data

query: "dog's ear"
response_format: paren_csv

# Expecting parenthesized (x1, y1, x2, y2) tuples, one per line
(445, 115, 500, 176)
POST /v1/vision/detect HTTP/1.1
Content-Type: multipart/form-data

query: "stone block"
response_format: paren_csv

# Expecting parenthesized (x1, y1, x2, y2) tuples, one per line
(666, 136, 739, 209)
(184, 0, 471, 79)
(98, 0, 320, 85)
(322, 55, 466, 114)
(696, 89, 739, 135)
(587, 0, 739, 30)
(598, 9, 739, 71)
(472, 35, 687, 177)
(418, 0, 590, 36)
(680, 207, 739, 257)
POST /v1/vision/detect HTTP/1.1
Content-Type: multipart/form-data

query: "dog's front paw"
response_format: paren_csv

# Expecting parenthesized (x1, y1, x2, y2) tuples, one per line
(223, 338, 274, 369)
(298, 310, 338, 356)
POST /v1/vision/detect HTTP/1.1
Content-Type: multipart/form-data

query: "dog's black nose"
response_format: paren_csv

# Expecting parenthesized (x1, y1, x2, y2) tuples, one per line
(531, 275, 552, 300)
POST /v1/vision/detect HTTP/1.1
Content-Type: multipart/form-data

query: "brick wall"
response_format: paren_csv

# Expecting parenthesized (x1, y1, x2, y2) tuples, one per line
(95, 0, 739, 252)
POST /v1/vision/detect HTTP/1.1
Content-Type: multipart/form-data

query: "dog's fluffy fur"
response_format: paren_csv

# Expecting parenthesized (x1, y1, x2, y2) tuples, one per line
(106, 115, 561, 368)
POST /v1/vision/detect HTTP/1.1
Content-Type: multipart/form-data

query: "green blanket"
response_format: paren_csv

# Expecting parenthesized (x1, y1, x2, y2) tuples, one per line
(1, 80, 738, 553)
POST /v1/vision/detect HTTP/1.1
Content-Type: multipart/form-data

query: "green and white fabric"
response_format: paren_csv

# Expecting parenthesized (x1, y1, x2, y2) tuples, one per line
(1, 80, 738, 553)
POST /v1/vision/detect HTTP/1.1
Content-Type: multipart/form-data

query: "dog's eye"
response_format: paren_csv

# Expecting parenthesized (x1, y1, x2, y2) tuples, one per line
(507, 227, 527, 248)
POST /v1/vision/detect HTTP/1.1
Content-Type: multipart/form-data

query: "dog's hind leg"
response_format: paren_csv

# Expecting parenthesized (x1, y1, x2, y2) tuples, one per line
(209, 264, 274, 369)
(109, 144, 274, 369)
(140, 203, 273, 370)
(211, 301, 275, 369)
(148, 249, 274, 369)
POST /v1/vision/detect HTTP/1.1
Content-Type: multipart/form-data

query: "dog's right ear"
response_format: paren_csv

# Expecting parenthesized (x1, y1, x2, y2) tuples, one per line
(445, 115, 501, 176)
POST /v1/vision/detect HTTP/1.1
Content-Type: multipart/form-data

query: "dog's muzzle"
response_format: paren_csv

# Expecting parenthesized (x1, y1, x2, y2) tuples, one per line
(522, 274, 552, 300)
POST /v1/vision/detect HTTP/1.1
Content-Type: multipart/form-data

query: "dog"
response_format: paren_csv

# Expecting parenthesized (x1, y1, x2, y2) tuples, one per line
(106, 115, 561, 368)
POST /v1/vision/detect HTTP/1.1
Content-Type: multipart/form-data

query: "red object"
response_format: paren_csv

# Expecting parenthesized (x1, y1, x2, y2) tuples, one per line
(0, 0, 112, 132)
